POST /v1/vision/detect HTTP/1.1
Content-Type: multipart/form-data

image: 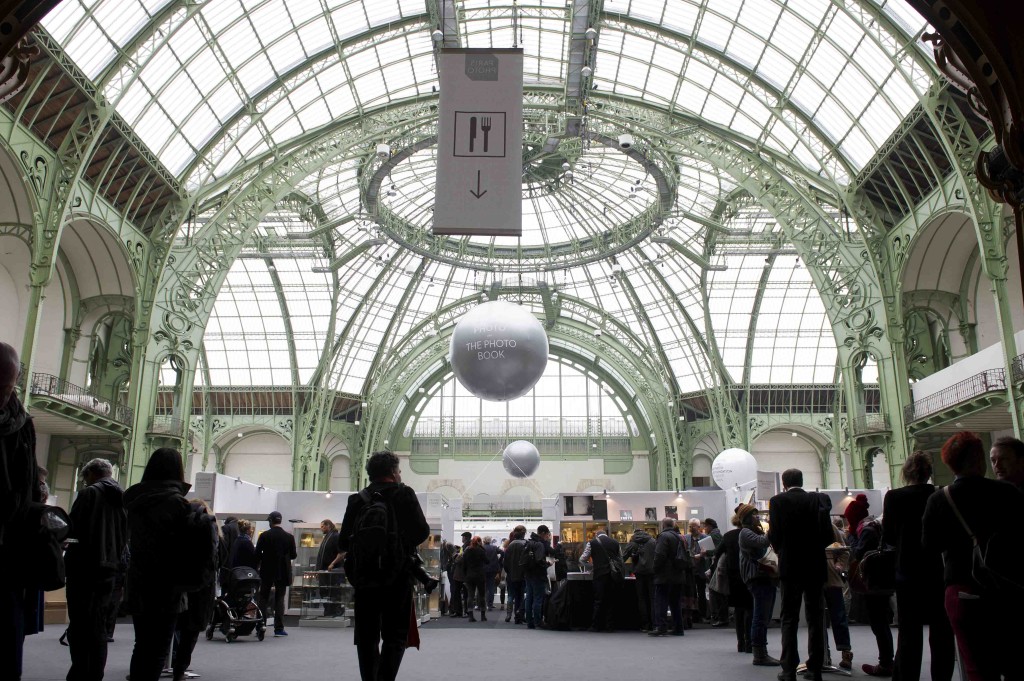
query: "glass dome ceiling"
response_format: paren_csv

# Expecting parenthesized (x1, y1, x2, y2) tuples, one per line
(41, 0, 936, 399)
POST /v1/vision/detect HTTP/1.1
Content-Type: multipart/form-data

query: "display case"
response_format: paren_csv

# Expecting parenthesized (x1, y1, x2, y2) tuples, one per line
(299, 571, 354, 627)
(414, 533, 442, 622)
(558, 520, 659, 572)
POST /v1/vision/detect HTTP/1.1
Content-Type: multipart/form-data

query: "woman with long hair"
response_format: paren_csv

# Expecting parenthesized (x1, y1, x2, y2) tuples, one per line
(461, 536, 487, 622)
(719, 510, 754, 653)
(737, 504, 780, 668)
(123, 448, 192, 681)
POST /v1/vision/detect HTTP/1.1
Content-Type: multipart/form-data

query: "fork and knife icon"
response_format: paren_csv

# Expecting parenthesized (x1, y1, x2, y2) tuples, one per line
(469, 115, 492, 153)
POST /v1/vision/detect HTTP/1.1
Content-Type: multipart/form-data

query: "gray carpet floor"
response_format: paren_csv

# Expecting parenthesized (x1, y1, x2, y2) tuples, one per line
(22, 615, 940, 681)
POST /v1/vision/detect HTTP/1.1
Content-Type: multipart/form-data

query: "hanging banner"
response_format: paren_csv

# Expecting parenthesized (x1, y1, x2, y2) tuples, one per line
(434, 48, 523, 236)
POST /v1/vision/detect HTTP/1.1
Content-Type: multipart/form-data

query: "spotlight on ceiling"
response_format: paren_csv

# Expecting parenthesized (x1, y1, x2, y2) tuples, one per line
(431, 28, 444, 42)
(581, 65, 593, 78)
(585, 27, 597, 40)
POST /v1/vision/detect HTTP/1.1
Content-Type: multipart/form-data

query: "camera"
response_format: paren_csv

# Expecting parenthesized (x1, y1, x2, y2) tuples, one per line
(618, 134, 634, 150)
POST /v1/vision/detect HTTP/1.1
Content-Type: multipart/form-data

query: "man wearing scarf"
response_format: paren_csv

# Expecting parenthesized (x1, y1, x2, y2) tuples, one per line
(0, 342, 41, 681)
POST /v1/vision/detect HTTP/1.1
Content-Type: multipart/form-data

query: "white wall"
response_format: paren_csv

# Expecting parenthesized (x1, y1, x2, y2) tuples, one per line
(34, 264, 68, 376)
(399, 453, 651, 502)
(0, 239, 28, 351)
(750, 431, 824, 490)
(222, 433, 294, 491)
(912, 329, 1024, 400)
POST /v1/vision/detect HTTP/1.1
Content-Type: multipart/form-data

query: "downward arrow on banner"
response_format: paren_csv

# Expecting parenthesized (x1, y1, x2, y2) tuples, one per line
(469, 170, 487, 199)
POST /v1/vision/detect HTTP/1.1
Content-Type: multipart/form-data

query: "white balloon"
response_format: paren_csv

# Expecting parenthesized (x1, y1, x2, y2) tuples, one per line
(711, 448, 758, 490)
(502, 440, 541, 478)
(449, 301, 549, 401)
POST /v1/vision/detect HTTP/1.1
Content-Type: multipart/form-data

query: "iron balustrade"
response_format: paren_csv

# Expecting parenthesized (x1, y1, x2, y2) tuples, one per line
(1013, 353, 1024, 384)
(852, 413, 890, 434)
(148, 415, 185, 436)
(903, 368, 1007, 423)
(29, 372, 133, 425)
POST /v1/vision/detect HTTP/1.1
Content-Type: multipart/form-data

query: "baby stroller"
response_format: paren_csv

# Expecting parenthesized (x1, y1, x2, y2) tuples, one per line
(207, 566, 266, 642)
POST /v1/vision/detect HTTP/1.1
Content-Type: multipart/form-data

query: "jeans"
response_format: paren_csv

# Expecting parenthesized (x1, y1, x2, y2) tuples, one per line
(484, 573, 497, 608)
(465, 579, 485, 614)
(748, 579, 776, 647)
(780, 579, 825, 675)
(258, 580, 288, 631)
(654, 583, 683, 633)
(67, 575, 115, 681)
(864, 593, 894, 666)
(634, 573, 654, 630)
(354, 584, 412, 681)
(506, 580, 525, 621)
(524, 577, 547, 626)
(128, 611, 177, 681)
(0, 587, 26, 680)
(823, 586, 851, 652)
(892, 581, 953, 681)
(591, 576, 615, 631)
(171, 625, 200, 680)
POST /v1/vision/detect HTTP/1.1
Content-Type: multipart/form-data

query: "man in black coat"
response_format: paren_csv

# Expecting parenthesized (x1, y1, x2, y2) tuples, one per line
(0, 342, 40, 681)
(340, 451, 429, 681)
(651, 517, 688, 636)
(66, 458, 127, 681)
(768, 468, 833, 681)
(578, 526, 623, 632)
(255, 511, 297, 636)
(317, 519, 341, 616)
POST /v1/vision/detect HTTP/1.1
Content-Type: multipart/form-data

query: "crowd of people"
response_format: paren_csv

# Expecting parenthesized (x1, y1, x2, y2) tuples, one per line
(2, 334, 1024, 681)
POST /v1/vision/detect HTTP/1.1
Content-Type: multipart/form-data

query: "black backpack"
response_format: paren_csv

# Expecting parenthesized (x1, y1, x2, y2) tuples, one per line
(518, 538, 547, 571)
(170, 510, 217, 592)
(344, 488, 406, 588)
(25, 503, 71, 591)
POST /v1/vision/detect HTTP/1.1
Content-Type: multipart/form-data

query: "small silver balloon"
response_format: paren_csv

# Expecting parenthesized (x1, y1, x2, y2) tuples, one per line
(502, 440, 541, 478)
(449, 301, 549, 402)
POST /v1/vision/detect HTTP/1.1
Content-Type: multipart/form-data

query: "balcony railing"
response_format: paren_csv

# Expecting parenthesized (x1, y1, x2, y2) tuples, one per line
(148, 415, 185, 436)
(904, 368, 1007, 423)
(852, 413, 889, 434)
(29, 373, 134, 425)
(1013, 353, 1024, 384)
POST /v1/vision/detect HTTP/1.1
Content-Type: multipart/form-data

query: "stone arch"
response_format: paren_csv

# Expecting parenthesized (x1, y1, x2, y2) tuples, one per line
(220, 430, 294, 491)
(322, 434, 351, 492)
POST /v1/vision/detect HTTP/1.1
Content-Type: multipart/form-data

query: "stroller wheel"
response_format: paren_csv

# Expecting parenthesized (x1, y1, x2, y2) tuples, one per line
(257, 629, 265, 641)
(205, 627, 214, 641)
(226, 628, 236, 643)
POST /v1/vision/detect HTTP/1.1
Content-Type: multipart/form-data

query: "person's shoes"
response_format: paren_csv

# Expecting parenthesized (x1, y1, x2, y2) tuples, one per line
(107, 636, 115, 643)
(515, 619, 525, 625)
(273, 630, 288, 637)
(862, 663, 893, 677)
(505, 613, 512, 622)
(449, 612, 462, 618)
(777, 672, 796, 681)
(752, 645, 781, 666)
(670, 629, 684, 636)
(527, 623, 536, 629)
(587, 626, 603, 632)
(839, 651, 853, 670)
(467, 614, 477, 622)
(737, 640, 745, 653)
(744, 642, 753, 654)
(425, 578, 439, 594)
(801, 671, 823, 681)
(647, 629, 667, 636)
(480, 612, 487, 621)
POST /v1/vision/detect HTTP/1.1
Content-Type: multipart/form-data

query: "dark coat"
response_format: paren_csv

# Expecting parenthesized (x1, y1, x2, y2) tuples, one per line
(123, 479, 191, 614)
(653, 528, 686, 585)
(66, 476, 127, 580)
(230, 533, 258, 569)
(503, 538, 528, 582)
(220, 519, 239, 568)
(768, 488, 833, 584)
(179, 509, 219, 631)
(622, 530, 656, 575)
(719, 528, 752, 608)
(523, 533, 551, 580)
(338, 481, 430, 584)
(483, 542, 501, 575)
(462, 544, 486, 582)
(922, 476, 1024, 587)
(883, 484, 943, 587)
(0, 397, 39, 586)
(255, 525, 297, 584)
(586, 533, 622, 578)
(317, 529, 340, 571)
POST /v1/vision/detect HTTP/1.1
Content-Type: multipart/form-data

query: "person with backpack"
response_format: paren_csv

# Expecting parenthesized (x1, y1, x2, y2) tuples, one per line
(922, 431, 1024, 681)
(650, 517, 687, 637)
(522, 524, 552, 629)
(123, 448, 195, 681)
(65, 457, 127, 681)
(339, 451, 429, 681)
(579, 526, 625, 632)
(738, 503, 780, 667)
(255, 511, 297, 637)
(622, 527, 656, 632)
(852, 515, 893, 676)
(503, 525, 528, 623)
(170, 499, 219, 681)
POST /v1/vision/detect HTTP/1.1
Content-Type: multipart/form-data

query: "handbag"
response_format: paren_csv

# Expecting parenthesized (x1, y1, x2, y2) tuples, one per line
(25, 503, 71, 592)
(757, 547, 780, 579)
(849, 548, 896, 595)
(708, 553, 730, 595)
(943, 486, 1024, 594)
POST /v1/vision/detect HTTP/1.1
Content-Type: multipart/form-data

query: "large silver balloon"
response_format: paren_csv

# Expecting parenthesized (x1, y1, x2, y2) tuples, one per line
(502, 440, 541, 478)
(449, 301, 549, 401)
